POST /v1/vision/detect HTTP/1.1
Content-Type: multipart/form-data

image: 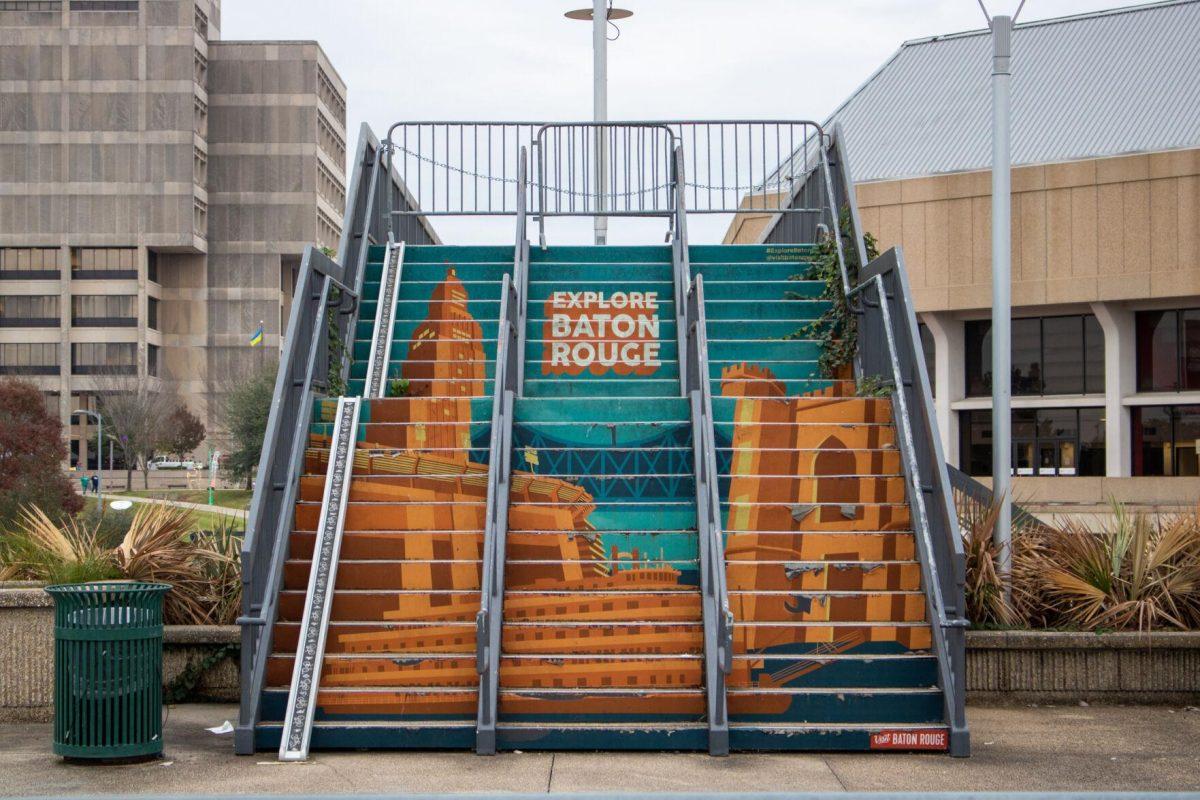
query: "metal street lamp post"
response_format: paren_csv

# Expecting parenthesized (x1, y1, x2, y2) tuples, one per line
(566, 1, 633, 246)
(73, 408, 103, 510)
(979, 1, 1024, 599)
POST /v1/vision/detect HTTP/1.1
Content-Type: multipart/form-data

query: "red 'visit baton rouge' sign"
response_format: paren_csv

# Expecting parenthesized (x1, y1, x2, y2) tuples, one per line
(869, 729, 949, 750)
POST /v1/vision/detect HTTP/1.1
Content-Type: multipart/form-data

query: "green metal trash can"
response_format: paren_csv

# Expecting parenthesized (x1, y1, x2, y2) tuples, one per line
(45, 581, 171, 760)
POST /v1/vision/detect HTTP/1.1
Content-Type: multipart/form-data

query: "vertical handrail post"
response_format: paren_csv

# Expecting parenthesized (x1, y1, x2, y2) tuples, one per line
(476, 274, 518, 754)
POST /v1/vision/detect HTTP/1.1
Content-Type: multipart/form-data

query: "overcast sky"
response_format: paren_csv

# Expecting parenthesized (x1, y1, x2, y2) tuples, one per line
(221, 0, 1158, 244)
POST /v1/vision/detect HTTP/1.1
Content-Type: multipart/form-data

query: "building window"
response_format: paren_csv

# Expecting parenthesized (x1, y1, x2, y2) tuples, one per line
(147, 296, 159, 331)
(71, 295, 136, 327)
(193, 146, 207, 186)
(317, 67, 346, 125)
(0, 1, 62, 10)
(0, 295, 59, 327)
(69, 0, 138, 9)
(193, 5, 208, 37)
(0, 343, 58, 375)
(1136, 308, 1200, 392)
(0, 248, 59, 280)
(193, 49, 207, 86)
(317, 209, 341, 252)
(194, 97, 208, 138)
(147, 249, 159, 283)
(147, 343, 159, 377)
(965, 314, 1104, 397)
(318, 115, 346, 169)
(317, 160, 346, 212)
(193, 199, 207, 236)
(70, 342, 136, 375)
(917, 322, 935, 396)
(1132, 405, 1200, 477)
(71, 247, 137, 279)
(960, 407, 1106, 477)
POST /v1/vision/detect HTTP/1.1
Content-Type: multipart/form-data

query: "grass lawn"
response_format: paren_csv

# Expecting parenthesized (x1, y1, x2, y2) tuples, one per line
(80, 496, 244, 532)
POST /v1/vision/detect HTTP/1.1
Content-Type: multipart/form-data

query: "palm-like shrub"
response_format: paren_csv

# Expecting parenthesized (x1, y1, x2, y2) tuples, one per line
(958, 495, 1200, 631)
(0, 506, 120, 584)
(1040, 503, 1200, 631)
(1, 503, 241, 625)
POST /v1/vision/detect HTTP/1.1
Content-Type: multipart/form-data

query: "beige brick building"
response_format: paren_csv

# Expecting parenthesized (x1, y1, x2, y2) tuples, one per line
(734, 2, 1200, 506)
(0, 0, 346, 468)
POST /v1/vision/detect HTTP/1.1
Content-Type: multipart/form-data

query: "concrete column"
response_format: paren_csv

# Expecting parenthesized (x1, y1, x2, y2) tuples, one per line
(921, 312, 964, 467)
(1090, 302, 1134, 477)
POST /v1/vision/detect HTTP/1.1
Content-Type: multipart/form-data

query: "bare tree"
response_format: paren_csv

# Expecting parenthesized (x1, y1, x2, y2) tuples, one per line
(92, 373, 177, 490)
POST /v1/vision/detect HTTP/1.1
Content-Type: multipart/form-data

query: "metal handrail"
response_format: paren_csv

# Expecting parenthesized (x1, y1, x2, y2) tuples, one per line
(685, 277, 734, 757)
(475, 276, 517, 755)
(673, 144, 732, 756)
(513, 148, 530, 395)
(849, 252, 969, 757)
(235, 247, 354, 755)
(236, 125, 416, 755)
(672, 146, 691, 396)
(476, 149, 526, 754)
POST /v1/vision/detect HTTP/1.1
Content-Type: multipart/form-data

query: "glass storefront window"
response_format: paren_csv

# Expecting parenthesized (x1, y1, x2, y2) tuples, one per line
(960, 407, 1106, 477)
(965, 314, 1104, 397)
(1133, 405, 1200, 477)
(1136, 308, 1200, 392)
(1184, 310, 1200, 392)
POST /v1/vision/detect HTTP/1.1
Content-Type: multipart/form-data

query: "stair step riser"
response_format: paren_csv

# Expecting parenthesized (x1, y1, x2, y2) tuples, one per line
(704, 300, 829, 320)
(688, 244, 816, 263)
(295, 504, 700, 532)
(258, 688, 941, 726)
(287, 530, 916, 564)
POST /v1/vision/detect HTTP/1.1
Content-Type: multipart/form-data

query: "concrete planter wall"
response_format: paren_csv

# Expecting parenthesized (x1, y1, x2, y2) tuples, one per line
(0, 585, 239, 722)
(966, 629, 1200, 704)
(3, 584, 1199, 719)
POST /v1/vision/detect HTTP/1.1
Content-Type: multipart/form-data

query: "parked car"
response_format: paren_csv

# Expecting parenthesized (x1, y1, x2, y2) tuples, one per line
(147, 455, 204, 470)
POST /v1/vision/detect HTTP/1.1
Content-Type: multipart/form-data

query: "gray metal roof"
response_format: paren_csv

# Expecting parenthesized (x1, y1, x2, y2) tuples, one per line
(807, 0, 1200, 184)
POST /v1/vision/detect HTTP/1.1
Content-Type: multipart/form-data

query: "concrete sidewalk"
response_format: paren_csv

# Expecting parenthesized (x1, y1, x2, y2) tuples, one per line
(75, 488, 247, 520)
(2, 704, 1198, 795)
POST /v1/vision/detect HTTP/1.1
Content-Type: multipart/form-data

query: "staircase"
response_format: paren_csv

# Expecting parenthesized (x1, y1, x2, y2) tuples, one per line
(691, 244, 947, 751)
(258, 244, 513, 750)
(240, 121, 967, 757)
(495, 245, 709, 748)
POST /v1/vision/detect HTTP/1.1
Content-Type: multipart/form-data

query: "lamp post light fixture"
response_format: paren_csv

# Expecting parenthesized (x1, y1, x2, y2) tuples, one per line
(72, 408, 103, 510)
(566, 1, 633, 246)
(978, 0, 1025, 601)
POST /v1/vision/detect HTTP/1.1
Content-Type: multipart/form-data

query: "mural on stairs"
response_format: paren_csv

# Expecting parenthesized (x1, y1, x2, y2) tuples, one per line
(286, 261, 932, 732)
(715, 366, 933, 710)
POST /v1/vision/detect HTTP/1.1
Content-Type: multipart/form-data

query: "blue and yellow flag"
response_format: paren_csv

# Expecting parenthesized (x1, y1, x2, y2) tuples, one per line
(249, 322, 264, 346)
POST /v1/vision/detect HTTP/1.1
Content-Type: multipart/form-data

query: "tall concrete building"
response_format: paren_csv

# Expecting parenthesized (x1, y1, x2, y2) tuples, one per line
(734, 2, 1199, 509)
(0, 0, 346, 468)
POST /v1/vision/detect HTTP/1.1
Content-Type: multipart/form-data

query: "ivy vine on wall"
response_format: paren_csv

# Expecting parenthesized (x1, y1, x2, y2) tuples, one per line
(785, 208, 879, 379)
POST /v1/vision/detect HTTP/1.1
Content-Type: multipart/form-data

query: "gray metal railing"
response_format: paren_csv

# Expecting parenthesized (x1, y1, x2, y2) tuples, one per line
(851, 248, 970, 757)
(473, 274, 518, 755)
(234, 245, 354, 756)
(513, 149, 531, 394)
(383, 120, 829, 243)
(684, 277, 734, 757)
(475, 148, 527, 755)
(673, 145, 732, 756)
(235, 124, 432, 755)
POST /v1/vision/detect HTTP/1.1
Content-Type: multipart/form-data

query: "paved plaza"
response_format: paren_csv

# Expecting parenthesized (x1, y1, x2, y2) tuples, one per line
(2, 704, 1197, 796)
